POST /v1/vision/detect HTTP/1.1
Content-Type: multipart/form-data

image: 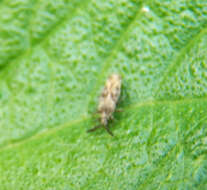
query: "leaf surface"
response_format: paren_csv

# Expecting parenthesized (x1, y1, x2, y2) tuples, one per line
(0, 0, 207, 189)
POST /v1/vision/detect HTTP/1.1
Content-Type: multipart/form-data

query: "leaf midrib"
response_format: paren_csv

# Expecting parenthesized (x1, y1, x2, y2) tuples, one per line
(0, 96, 206, 152)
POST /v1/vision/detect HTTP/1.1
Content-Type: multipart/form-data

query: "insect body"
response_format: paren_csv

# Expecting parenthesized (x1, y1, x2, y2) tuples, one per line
(87, 74, 122, 136)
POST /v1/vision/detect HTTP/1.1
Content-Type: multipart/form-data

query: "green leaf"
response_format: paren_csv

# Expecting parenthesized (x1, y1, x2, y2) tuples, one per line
(0, 0, 207, 189)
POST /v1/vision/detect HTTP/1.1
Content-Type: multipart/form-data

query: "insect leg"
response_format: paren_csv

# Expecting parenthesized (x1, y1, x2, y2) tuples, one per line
(87, 125, 101, 133)
(109, 115, 114, 120)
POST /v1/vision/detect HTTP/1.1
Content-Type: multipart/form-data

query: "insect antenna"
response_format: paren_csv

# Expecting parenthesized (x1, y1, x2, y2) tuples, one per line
(87, 125, 101, 133)
(103, 126, 114, 136)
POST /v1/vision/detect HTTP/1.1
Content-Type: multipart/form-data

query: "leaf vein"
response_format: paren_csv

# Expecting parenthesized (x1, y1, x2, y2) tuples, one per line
(1, 0, 91, 68)
(0, 96, 206, 152)
(155, 26, 207, 95)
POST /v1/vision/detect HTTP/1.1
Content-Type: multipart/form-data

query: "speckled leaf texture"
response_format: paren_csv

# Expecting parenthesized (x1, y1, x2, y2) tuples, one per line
(0, 0, 207, 189)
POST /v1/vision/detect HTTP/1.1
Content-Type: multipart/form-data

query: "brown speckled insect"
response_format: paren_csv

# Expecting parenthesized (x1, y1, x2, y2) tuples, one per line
(87, 74, 122, 136)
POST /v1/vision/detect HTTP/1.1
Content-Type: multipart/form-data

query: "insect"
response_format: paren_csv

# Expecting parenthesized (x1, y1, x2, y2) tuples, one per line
(87, 73, 122, 136)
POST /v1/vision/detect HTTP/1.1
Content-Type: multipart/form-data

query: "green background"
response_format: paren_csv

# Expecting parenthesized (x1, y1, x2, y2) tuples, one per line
(0, 0, 207, 189)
